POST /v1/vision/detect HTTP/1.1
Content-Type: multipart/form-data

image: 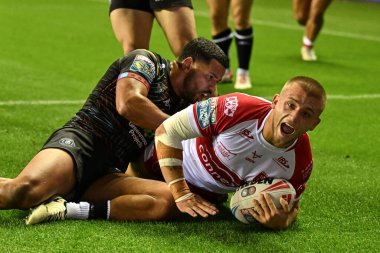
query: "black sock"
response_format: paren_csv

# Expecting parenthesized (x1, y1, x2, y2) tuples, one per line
(89, 201, 109, 220)
(212, 28, 233, 68)
(235, 27, 254, 70)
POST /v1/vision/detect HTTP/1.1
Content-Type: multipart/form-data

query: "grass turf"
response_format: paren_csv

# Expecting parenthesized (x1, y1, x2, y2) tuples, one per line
(0, 0, 379, 252)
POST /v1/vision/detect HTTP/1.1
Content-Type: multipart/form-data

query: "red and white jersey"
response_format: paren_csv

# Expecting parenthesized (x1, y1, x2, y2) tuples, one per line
(182, 93, 313, 198)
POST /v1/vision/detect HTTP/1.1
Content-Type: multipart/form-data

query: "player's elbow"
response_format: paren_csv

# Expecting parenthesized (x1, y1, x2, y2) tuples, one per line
(116, 96, 139, 119)
(116, 102, 130, 118)
(155, 124, 166, 137)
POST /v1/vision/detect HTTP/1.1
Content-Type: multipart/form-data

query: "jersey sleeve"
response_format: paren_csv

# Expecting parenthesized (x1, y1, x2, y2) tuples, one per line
(188, 93, 272, 136)
(117, 49, 161, 91)
(289, 134, 314, 199)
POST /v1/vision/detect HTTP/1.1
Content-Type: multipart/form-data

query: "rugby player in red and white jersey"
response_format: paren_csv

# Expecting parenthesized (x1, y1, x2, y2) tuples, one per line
(154, 75, 326, 229)
(25, 76, 326, 230)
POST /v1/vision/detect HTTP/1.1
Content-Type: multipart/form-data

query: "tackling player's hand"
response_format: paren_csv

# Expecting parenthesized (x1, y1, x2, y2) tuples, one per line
(248, 193, 300, 230)
(175, 193, 219, 218)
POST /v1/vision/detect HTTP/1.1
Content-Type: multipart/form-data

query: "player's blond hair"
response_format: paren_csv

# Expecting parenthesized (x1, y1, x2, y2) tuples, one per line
(284, 76, 327, 113)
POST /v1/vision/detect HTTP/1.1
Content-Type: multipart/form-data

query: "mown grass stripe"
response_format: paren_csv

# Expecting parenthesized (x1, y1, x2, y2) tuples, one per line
(0, 94, 379, 106)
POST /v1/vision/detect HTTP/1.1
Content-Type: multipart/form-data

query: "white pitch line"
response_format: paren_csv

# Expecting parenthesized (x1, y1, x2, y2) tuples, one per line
(0, 100, 84, 106)
(0, 94, 379, 106)
(83, 3, 380, 42)
(327, 94, 380, 100)
(195, 11, 380, 43)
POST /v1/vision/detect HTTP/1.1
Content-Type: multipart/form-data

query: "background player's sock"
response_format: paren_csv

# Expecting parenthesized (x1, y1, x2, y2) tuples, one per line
(212, 28, 233, 68)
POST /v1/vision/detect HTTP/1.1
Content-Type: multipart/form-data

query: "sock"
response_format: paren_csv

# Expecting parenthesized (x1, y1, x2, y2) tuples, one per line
(303, 36, 314, 47)
(212, 28, 233, 68)
(236, 68, 249, 76)
(66, 202, 90, 220)
(66, 201, 110, 220)
(235, 27, 253, 70)
(88, 201, 110, 220)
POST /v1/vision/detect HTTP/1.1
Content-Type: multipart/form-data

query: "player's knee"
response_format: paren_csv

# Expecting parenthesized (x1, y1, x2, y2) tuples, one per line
(232, 15, 250, 30)
(122, 43, 137, 55)
(121, 40, 147, 55)
(209, 12, 219, 25)
(210, 15, 228, 32)
(171, 39, 192, 57)
(147, 190, 176, 220)
(295, 12, 308, 26)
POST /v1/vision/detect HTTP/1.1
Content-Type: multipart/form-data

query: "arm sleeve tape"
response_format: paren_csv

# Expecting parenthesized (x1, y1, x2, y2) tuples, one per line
(158, 158, 183, 168)
(155, 108, 200, 149)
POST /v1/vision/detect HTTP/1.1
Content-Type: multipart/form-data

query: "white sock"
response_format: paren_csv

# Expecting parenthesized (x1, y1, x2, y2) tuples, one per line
(303, 36, 314, 47)
(66, 202, 90, 220)
(237, 68, 249, 76)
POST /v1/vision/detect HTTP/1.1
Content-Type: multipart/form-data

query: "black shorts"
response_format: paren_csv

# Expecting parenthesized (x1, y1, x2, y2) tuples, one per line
(109, 0, 193, 14)
(42, 127, 121, 201)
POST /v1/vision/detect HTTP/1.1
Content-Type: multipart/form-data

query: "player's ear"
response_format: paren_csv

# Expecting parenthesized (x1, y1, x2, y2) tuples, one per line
(271, 94, 279, 109)
(309, 117, 321, 131)
(180, 57, 193, 72)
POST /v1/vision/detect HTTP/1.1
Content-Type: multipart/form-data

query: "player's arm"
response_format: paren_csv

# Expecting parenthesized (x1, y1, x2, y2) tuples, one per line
(249, 193, 300, 230)
(155, 108, 219, 218)
(116, 76, 169, 130)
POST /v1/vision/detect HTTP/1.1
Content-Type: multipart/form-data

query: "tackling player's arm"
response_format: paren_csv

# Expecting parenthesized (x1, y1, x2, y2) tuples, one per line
(155, 108, 219, 218)
(116, 77, 169, 130)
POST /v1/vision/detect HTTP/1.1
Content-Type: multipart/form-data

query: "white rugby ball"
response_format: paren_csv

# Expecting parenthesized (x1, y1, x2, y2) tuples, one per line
(230, 178, 296, 224)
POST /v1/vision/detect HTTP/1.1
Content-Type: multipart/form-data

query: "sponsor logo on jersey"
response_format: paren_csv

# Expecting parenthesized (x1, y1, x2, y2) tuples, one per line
(196, 100, 211, 129)
(59, 138, 76, 148)
(210, 97, 218, 124)
(224, 96, 238, 117)
(238, 128, 254, 142)
(273, 156, 290, 171)
(128, 122, 147, 148)
(130, 55, 155, 83)
(245, 150, 262, 164)
(198, 143, 240, 187)
(216, 141, 236, 160)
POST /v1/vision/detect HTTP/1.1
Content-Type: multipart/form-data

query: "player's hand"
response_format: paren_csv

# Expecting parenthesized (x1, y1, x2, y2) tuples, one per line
(248, 193, 300, 230)
(175, 193, 219, 218)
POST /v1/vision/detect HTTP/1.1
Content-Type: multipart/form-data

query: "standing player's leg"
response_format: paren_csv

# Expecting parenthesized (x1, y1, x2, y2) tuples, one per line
(293, 0, 311, 26)
(0, 148, 76, 210)
(110, 7, 154, 54)
(293, 0, 332, 61)
(293, 0, 314, 60)
(207, 0, 233, 83)
(304, 0, 332, 44)
(231, 0, 253, 90)
(154, 6, 197, 57)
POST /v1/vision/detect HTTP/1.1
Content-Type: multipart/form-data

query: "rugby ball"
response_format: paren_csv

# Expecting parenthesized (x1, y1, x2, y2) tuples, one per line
(230, 178, 296, 224)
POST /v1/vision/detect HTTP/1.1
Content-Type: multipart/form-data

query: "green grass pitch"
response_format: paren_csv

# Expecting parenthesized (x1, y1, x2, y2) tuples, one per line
(0, 0, 379, 252)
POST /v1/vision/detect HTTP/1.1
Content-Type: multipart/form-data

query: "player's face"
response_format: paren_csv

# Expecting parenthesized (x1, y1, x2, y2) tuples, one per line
(183, 59, 225, 102)
(270, 84, 322, 148)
